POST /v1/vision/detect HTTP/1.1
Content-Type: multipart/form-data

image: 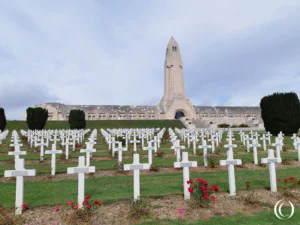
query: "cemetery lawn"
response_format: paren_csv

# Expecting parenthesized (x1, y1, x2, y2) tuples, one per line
(5, 120, 185, 130)
(0, 167, 299, 208)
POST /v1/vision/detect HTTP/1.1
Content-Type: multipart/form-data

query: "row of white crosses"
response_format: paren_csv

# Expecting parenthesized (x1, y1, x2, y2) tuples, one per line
(22, 129, 89, 161)
(0, 129, 9, 144)
(5, 129, 95, 214)
(102, 128, 165, 154)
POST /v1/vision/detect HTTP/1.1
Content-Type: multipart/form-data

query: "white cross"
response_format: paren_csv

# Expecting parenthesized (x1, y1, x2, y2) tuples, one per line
(219, 150, 242, 196)
(172, 140, 185, 162)
(272, 137, 282, 160)
(243, 135, 252, 152)
(80, 143, 96, 167)
(114, 142, 127, 164)
(295, 137, 300, 161)
(63, 138, 72, 160)
(110, 137, 119, 156)
(224, 138, 237, 152)
(45, 144, 62, 175)
(249, 139, 261, 165)
(67, 156, 95, 208)
(174, 152, 197, 200)
(198, 140, 211, 167)
(261, 149, 281, 192)
(266, 132, 272, 145)
(4, 158, 36, 215)
(130, 134, 140, 152)
(8, 145, 26, 161)
(260, 134, 268, 151)
(190, 135, 199, 154)
(143, 141, 156, 165)
(291, 133, 297, 150)
(124, 154, 150, 201)
(36, 138, 47, 161)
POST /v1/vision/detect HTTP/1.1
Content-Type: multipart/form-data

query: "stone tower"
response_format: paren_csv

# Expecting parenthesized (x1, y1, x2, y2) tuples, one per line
(159, 37, 196, 119)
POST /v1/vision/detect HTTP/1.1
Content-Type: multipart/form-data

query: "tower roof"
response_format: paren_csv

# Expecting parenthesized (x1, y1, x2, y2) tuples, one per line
(167, 36, 178, 48)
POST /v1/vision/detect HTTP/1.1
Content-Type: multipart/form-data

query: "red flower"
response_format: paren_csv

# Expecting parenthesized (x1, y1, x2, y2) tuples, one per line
(22, 202, 27, 211)
(87, 204, 91, 209)
(85, 195, 91, 200)
(195, 178, 202, 183)
(290, 176, 294, 182)
(284, 179, 288, 183)
(187, 179, 193, 184)
(277, 178, 280, 182)
(176, 208, 185, 214)
(188, 187, 194, 193)
(94, 200, 102, 206)
(73, 205, 78, 210)
(0, 208, 3, 213)
(83, 200, 89, 205)
(55, 207, 60, 212)
(204, 195, 209, 200)
(67, 200, 73, 206)
(214, 186, 219, 192)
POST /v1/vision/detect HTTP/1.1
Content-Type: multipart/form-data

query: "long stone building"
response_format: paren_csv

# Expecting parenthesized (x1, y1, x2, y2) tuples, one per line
(31, 37, 263, 128)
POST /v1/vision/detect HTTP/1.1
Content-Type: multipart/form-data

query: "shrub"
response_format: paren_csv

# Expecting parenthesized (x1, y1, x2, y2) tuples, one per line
(60, 195, 102, 223)
(217, 123, 230, 128)
(0, 108, 7, 131)
(129, 199, 151, 219)
(155, 151, 164, 158)
(239, 124, 249, 127)
(117, 136, 126, 145)
(26, 107, 48, 130)
(150, 165, 159, 172)
(69, 109, 86, 129)
(188, 178, 218, 208)
(245, 180, 252, 191)
(207, 154, 217, 168)
(260, 92, 300, 135)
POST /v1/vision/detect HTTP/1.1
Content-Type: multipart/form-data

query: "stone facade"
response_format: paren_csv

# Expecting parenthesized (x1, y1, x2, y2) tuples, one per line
(29, 37, 262, 128)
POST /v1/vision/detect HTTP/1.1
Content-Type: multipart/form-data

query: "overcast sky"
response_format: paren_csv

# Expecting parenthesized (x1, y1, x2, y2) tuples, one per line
(1, 0, 300, 119)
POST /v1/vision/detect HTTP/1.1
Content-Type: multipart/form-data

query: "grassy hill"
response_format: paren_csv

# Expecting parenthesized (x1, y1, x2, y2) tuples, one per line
(5, 120, 185, 130)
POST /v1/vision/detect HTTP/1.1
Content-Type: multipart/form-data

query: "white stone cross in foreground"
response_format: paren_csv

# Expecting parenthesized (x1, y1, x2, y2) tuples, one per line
(67, 156, 95, 208)
(249, 139, 261, 165)
(198, 140, 211, 167)
(4, 158, 36, 215)
(45, 144, 62, 175)
(219, 150, 242, 196)
(174, 152, 197, 200)
(261, 149, 281, 192)
(124, 154, 150, 201)
(80, 143, 96, 166)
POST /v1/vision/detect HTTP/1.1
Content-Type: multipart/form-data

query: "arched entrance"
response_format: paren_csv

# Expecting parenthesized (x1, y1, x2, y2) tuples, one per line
(175, 111, 185, 120)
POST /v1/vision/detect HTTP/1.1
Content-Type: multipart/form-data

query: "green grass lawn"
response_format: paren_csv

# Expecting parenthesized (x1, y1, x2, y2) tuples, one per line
(5, 120, 185, 130)
(0, 167, 298, 208)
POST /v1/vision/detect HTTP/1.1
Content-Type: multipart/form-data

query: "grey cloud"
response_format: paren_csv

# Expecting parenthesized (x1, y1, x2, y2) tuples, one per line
(186, 12, 300, 105)
(0, 82, 58, 119)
